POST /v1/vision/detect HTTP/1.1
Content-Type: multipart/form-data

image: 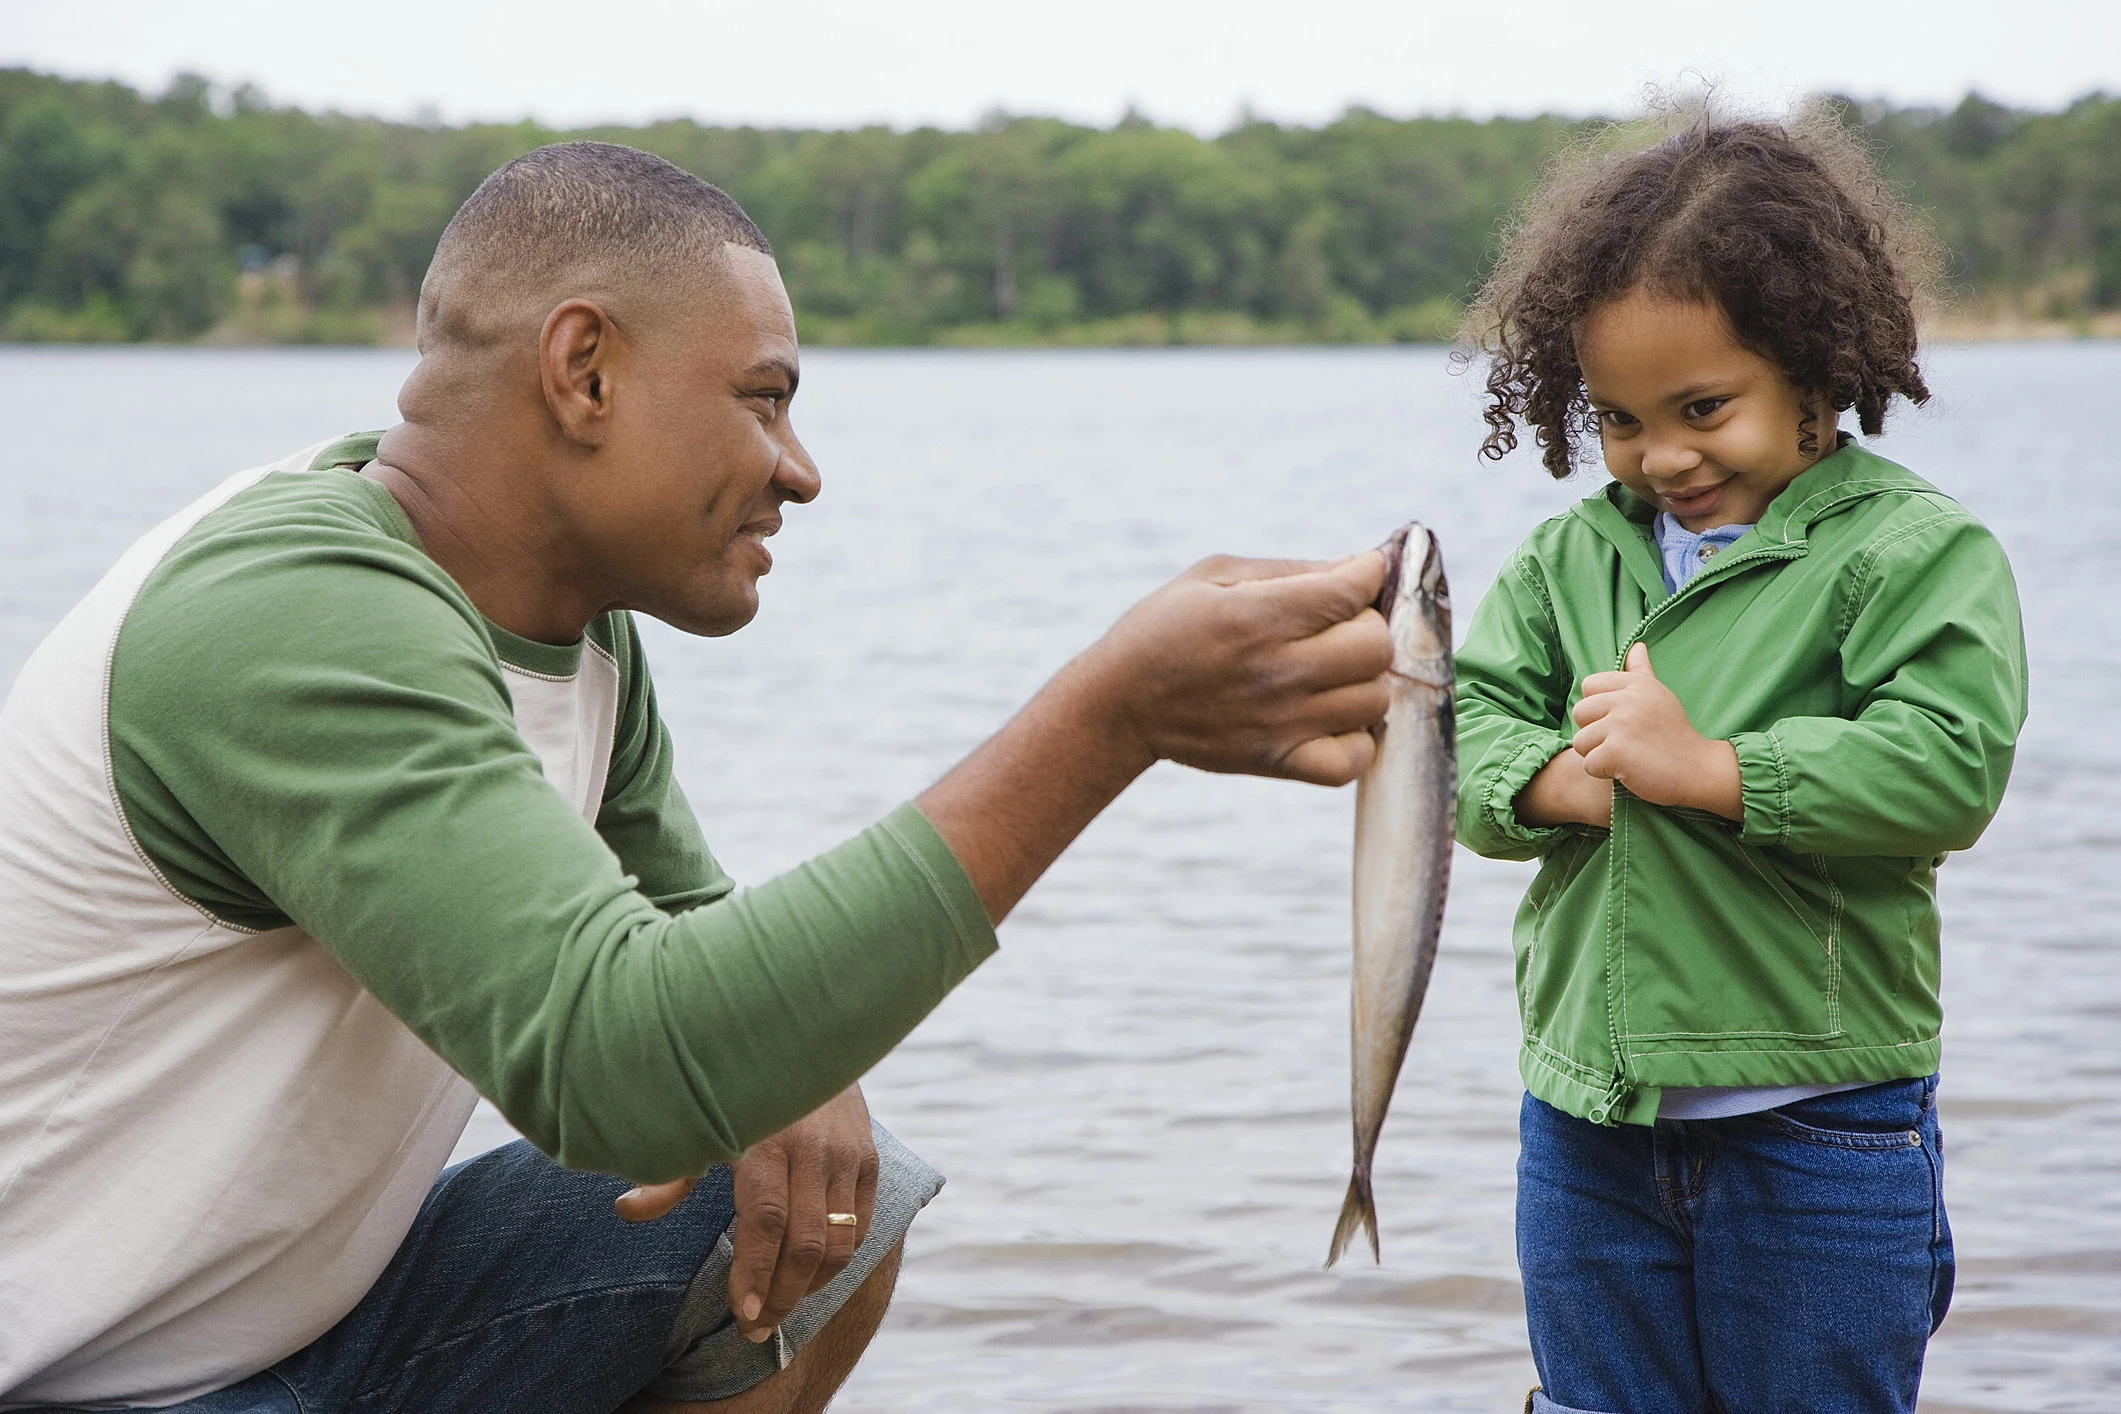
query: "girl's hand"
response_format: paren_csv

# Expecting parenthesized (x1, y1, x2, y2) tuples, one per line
(1570, 643, 1742, 820)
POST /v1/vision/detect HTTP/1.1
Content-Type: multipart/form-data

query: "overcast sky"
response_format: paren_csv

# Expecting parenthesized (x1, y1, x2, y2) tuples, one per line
(3, 0, 2111, 131)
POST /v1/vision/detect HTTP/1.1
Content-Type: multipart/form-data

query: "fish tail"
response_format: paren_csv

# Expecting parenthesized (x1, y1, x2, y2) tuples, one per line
(1324, 1168, 1380, 1267)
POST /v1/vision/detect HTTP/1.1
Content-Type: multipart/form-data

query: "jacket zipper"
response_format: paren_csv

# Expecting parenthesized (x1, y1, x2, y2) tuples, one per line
(1593, 539, 1807, 1123)
(1614, 542, 1808, 667)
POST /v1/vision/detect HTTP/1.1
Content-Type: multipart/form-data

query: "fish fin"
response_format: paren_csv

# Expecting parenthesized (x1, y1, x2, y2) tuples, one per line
(1324, 1169, 1380, 1267)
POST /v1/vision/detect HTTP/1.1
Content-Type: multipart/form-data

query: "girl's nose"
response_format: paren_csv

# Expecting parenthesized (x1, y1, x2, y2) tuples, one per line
(1639, 434, 1703, 480)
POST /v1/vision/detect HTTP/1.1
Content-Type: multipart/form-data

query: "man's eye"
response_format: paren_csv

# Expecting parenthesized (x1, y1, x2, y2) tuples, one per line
(1684, 397, 1728, 419)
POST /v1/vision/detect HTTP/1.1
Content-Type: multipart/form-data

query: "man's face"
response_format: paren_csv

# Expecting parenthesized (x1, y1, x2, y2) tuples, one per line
(582, 246, 820, 636)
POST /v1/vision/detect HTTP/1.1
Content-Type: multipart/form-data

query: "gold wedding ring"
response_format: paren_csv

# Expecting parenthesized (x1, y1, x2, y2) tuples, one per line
(825, 1212, 858, 1226)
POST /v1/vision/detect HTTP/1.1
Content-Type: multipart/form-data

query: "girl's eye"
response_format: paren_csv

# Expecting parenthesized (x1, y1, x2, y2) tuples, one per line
(1597, 409, 1638, 428)
(1684, 397, 1729, 419)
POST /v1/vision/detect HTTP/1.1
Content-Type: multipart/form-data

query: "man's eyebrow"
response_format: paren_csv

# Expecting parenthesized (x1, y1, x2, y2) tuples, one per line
(737, 357, 800, 392)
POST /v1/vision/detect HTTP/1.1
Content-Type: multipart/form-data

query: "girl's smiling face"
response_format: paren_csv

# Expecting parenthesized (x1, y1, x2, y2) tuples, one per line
(1578, 289, 1835, 532)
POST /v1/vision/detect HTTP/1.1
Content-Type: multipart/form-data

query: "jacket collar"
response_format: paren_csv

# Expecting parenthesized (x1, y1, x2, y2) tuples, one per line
(1750, 439, 1939, 542)
(1572, 480, 1668, 602)
(1568, 439, 1939, 600)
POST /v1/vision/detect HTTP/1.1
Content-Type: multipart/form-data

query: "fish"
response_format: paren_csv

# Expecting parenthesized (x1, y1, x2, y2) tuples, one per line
(1327, 522, 1455, 1267)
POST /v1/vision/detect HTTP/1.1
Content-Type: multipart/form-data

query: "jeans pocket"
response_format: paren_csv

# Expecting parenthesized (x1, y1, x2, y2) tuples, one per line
(1760, 1111, 1925, 1150)
(1759, 1075, 1935, 1148)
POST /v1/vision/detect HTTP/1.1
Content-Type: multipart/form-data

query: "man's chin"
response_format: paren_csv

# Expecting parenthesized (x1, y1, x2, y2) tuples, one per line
(641, 585, 760, 638)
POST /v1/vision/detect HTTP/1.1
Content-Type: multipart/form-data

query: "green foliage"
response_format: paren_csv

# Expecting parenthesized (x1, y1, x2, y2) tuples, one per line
(1, 67, 2116, 345)
(1842, 91, 2121, 315)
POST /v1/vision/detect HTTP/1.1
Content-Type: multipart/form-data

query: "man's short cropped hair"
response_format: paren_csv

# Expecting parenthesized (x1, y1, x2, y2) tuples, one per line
(421, 141, 772, 345)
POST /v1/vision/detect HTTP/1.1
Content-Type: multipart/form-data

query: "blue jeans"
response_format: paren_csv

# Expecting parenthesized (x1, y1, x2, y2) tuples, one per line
(1517, 1077, 1952, 1414)
(31, 1125, 941, 1413)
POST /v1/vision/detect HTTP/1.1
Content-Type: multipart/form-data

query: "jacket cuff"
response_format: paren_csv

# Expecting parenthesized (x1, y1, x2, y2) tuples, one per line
(1728, 729, 1791, 847)
(1477, 733, 1574, 850)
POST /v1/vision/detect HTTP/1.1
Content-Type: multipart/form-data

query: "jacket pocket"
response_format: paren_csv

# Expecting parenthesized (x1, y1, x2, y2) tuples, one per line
(1613, 802, 1843, 1042)
(1516, 831, 1605, 1030)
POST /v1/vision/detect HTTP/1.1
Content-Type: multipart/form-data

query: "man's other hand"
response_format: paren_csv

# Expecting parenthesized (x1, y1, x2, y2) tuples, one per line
(1080, 551, 1395, 786)
(725, 1085, 877, 1342)
(613, 1085, 878, 1344)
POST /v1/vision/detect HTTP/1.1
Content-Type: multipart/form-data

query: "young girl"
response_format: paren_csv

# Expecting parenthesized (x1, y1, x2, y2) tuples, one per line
(1453, 111, 2028, 1413)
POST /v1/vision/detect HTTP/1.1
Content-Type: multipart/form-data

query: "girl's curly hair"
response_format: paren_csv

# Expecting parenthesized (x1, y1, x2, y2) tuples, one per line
(1462, 100, 1941, 478)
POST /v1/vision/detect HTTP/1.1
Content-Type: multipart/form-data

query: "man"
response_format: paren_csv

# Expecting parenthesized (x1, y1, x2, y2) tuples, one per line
(0, 143, 1391, 1413)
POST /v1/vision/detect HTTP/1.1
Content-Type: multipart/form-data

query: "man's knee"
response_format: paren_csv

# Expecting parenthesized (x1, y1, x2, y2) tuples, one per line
(624, 1242, 901, 1414)
(634, 1119, 938, 1408)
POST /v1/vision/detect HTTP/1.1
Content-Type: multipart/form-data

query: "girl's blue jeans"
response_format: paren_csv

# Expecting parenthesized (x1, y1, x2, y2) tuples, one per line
(1517, 1076, 1953, 1414)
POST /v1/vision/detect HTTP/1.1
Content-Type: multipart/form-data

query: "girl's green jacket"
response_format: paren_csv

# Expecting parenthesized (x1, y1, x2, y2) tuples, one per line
(1455, 441, 2028, 1126)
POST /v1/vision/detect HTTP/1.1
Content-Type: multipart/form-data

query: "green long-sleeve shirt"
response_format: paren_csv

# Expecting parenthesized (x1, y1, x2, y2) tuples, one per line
(104, 434, 999, 1180)
(0, 433, 997, 1408)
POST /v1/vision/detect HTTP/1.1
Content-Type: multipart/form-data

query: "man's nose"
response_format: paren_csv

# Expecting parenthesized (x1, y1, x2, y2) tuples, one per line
(774, 432, 822, 505)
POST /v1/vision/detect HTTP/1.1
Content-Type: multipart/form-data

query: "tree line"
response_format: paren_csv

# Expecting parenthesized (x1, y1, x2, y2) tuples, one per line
(0, 66, 2115, 346)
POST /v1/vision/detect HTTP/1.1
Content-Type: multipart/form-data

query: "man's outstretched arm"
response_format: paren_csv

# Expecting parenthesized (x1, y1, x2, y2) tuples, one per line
(920, 552, 1390, 923)
(613, 552, 1390, 1338)
(113, 529, 1390, 1186)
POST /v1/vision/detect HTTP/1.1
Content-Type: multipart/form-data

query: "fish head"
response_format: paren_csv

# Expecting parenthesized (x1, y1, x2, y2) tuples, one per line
(1372, 525, 1410, 617)
(1377, 522, 1451, 668)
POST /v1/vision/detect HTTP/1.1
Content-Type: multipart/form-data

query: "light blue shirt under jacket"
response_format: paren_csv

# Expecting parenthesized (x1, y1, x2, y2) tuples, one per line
(1653, 512, 1753, 594)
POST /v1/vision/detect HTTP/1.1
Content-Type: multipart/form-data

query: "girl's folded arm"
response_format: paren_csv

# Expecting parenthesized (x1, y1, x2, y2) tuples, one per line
(1730, 514, 2028, 858)
(1454, 551, 1579, 861)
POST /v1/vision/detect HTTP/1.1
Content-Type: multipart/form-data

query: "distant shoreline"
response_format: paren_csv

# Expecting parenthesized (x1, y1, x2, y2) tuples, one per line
(7, 326, 2115, 351)
(1925, 311, 2121, 343)
(8, 304, 2120, 352)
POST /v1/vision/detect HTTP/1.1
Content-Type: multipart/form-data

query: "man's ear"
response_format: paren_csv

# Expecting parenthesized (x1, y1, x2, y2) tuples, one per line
(539, 299, 618, 447)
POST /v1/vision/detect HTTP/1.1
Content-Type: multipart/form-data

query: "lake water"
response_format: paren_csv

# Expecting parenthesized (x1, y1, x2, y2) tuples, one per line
(2, 344, 2115, 1411)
